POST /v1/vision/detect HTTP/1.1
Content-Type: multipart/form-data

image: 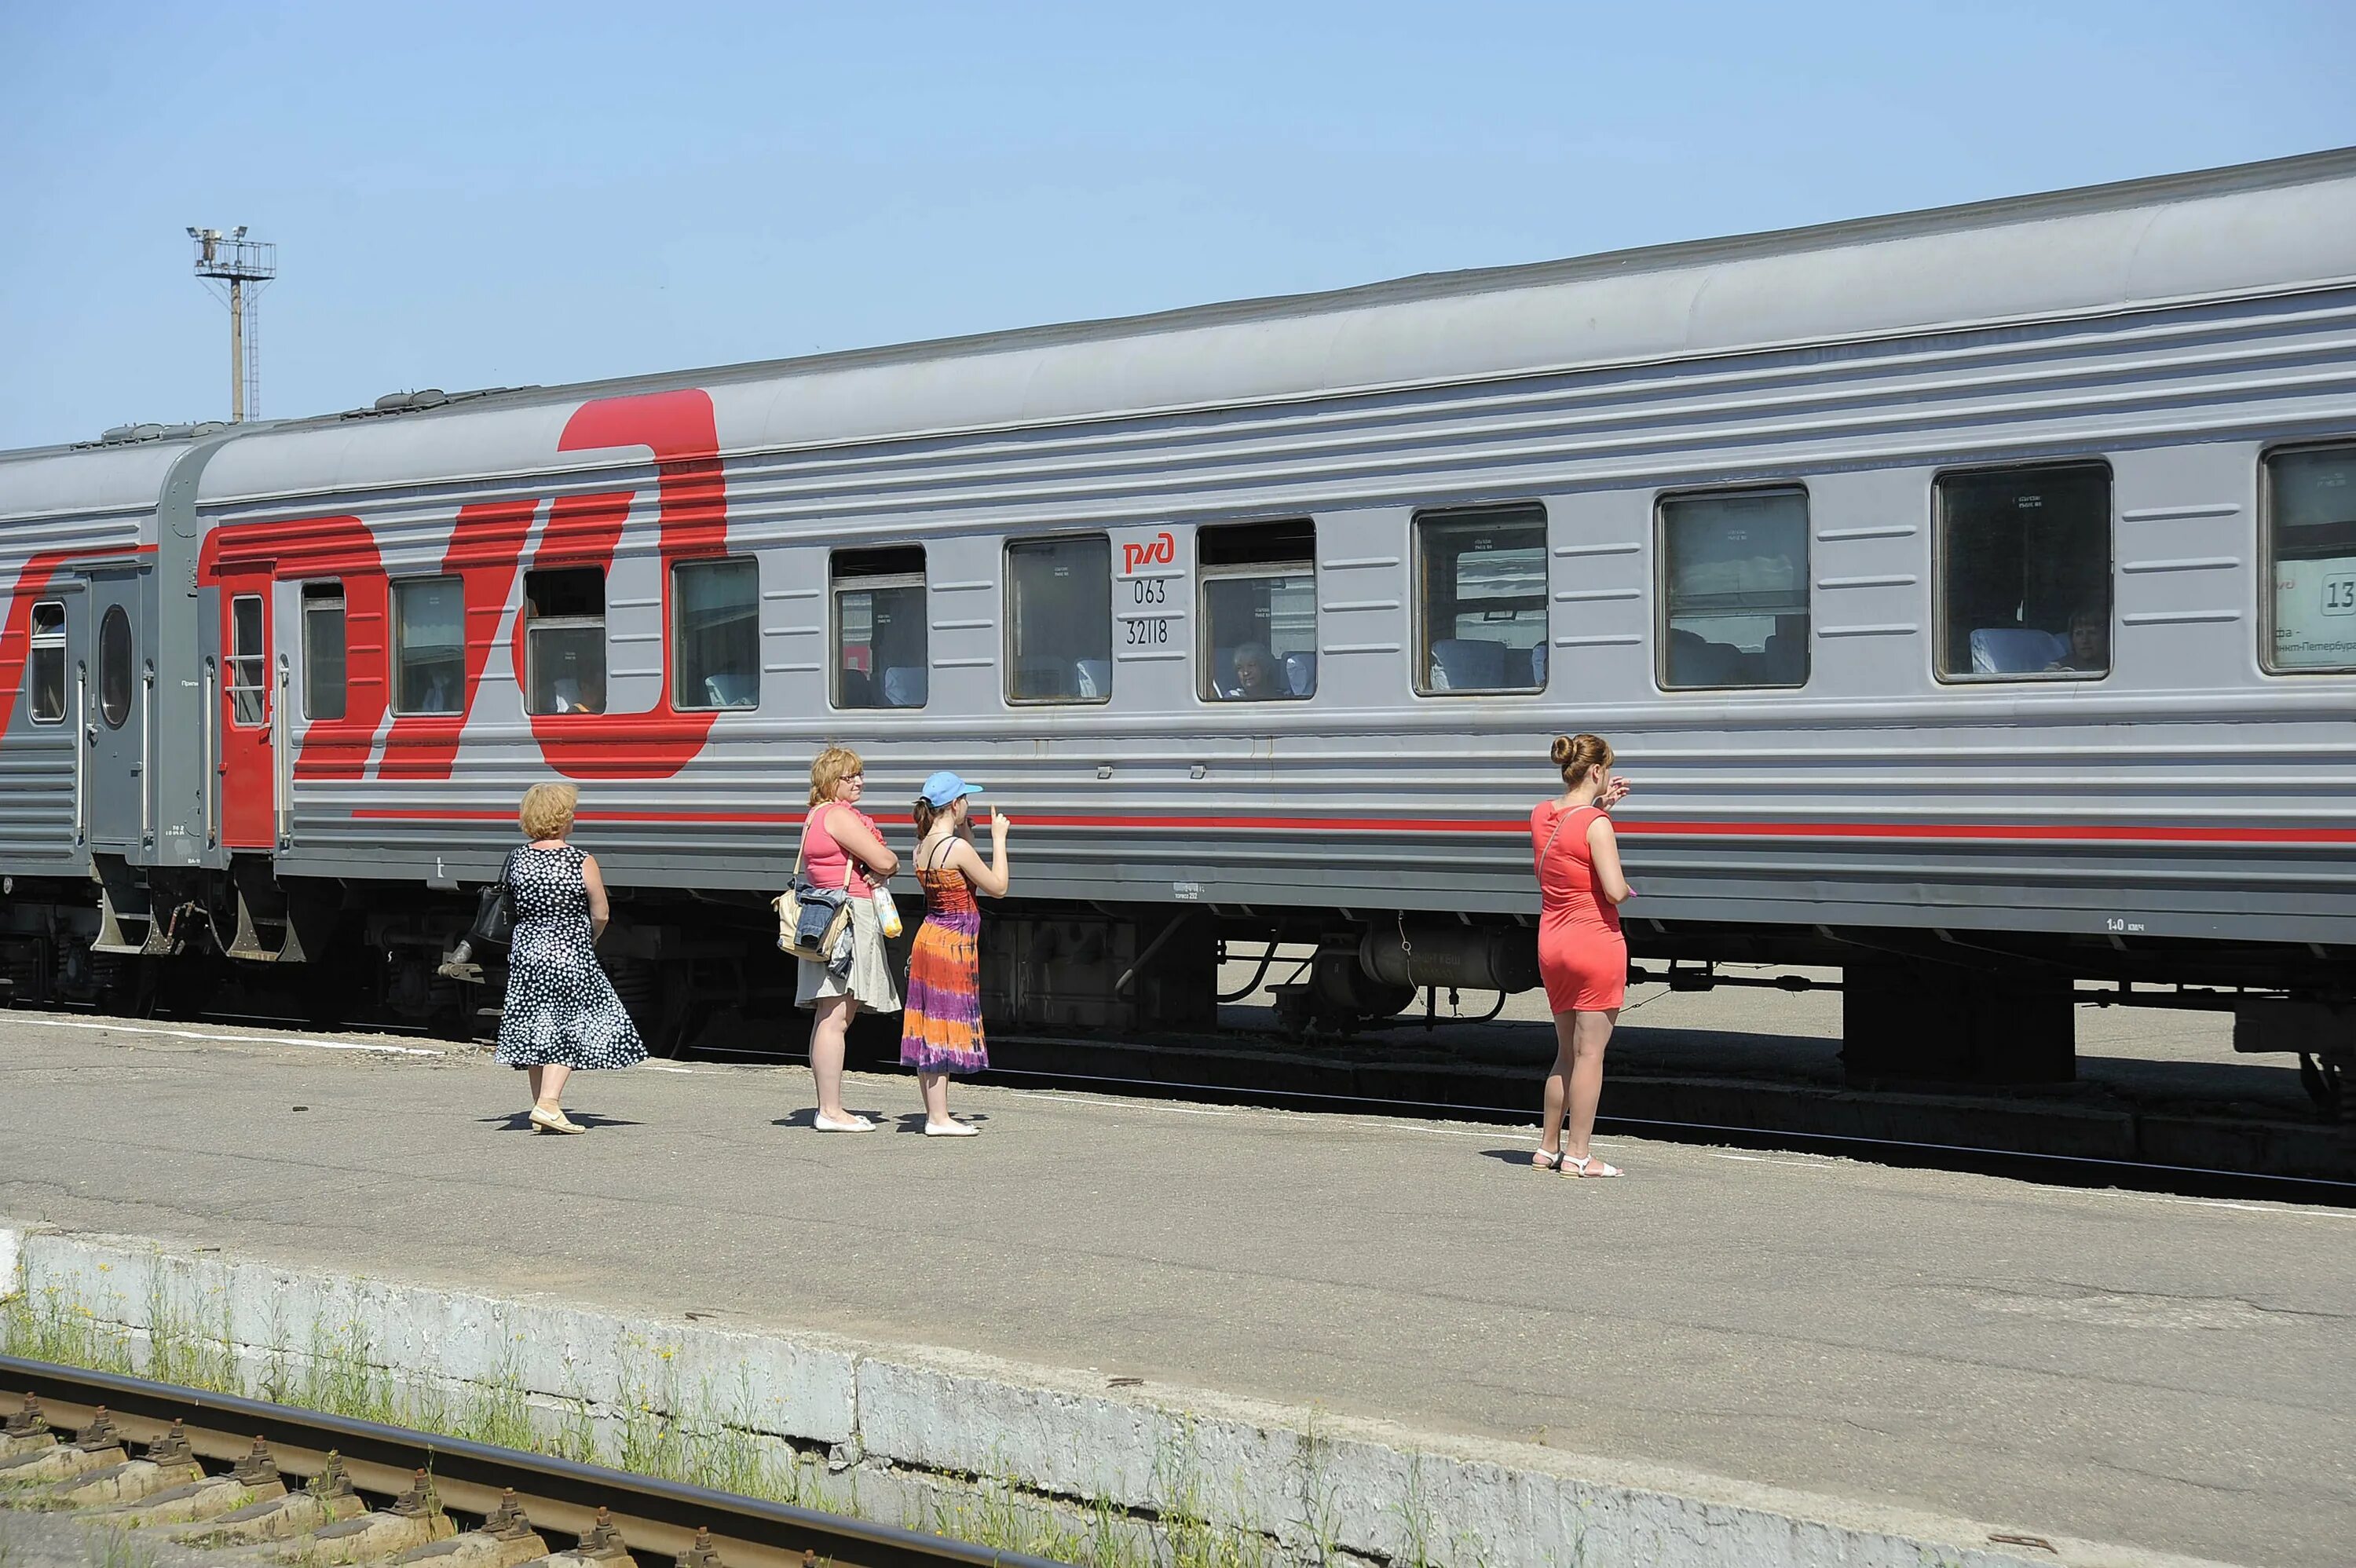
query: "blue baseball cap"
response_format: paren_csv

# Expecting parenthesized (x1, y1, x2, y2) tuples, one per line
(920, 771, 985, 808)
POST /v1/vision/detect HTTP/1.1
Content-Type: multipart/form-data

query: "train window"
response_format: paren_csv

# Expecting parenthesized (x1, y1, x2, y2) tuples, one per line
(1005, 535, 1111, 704)
(301, 583, 346, 722)
(1198, 521, 1315, 701)
(2263, 443, 2356, 673)
(1658, 488, 1809, 689)
(97, 605, 132, 729)
(675, 557, 760, 710)
(1936, 463, 2111, 681)
(831, 546, 927, 710)
(523, 567, 605, 715)
(1415, 505, 1548, 693)
(228, 594, 267, 727)
(390, 576, 465, 715)
(27, 601, 64, 723)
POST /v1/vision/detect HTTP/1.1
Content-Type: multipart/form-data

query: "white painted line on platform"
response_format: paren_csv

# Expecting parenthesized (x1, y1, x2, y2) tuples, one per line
(2113, 1190, 2356, 1221)
(1026, 1091, 1242, 1117)
(16, 1016, 444, 1057)
(638, 1064, 703, 1074)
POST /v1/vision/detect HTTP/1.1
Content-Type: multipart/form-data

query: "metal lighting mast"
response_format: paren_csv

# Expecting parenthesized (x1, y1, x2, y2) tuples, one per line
(187, 226, 276, 422)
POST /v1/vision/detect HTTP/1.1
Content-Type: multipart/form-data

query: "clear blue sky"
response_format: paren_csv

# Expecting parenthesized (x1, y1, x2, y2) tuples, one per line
(4, 1, 2351, 449)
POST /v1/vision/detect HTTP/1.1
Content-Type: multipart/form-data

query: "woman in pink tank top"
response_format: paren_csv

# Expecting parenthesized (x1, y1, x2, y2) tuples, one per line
(797, 746, 902, 1131)
(1531, 733, 1633, 1177)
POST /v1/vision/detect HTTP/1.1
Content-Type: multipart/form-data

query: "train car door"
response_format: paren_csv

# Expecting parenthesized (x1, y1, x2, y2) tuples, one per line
(83, 567, 153, 854)
(215, 565, 276, 850)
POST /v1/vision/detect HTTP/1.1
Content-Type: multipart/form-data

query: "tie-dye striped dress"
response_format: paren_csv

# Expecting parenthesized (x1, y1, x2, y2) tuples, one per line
(899, 842, 986, 1073)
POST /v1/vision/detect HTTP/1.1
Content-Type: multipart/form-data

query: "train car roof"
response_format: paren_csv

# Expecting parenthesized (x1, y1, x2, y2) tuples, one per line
(0, 436, 204, 531)
(27, 147, 2356, 510)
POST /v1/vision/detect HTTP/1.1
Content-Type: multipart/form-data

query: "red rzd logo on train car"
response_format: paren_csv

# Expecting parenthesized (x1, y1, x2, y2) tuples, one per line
(1121, 531, 1176, 574)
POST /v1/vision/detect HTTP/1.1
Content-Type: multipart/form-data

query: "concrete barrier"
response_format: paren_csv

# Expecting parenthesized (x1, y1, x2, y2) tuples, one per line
(0, 1219, 2238, 1568)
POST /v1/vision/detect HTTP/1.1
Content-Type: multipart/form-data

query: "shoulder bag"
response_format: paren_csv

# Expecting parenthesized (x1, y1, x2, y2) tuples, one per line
(466, 851, 518, 949)
(773, 806, 858, 962)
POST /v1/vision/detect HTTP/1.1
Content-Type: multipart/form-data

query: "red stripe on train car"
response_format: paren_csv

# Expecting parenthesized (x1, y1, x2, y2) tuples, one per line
(342, 807, 2356, 845)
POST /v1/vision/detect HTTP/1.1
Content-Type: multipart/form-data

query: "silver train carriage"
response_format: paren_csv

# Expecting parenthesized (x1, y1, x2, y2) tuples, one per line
(4, 148, 2354, 1082)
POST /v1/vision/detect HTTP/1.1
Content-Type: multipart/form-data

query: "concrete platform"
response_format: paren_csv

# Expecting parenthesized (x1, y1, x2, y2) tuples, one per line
(0, 1008, 2350, 1567)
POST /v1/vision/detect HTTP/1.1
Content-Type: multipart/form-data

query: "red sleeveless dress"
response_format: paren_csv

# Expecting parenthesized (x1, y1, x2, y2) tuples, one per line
(1532, 802, 1626, 1014)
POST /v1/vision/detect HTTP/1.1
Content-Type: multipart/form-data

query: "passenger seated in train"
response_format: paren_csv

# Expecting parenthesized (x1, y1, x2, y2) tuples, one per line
(551, 671, 605, 714)
(1758, 615, 1806, 685)
(2046, 608, 2109, 673)
(1220, 641, 1286, 700)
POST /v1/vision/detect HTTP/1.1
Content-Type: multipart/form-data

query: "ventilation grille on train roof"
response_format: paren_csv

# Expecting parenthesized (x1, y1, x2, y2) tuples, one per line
(342, 386, 535, 419)
(85, 421, 229, 447)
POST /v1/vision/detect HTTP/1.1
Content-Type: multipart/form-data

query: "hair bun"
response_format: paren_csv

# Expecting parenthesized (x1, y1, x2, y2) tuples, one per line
(1549, 734, 1575, 767)
(1553, 732, 1614, 786)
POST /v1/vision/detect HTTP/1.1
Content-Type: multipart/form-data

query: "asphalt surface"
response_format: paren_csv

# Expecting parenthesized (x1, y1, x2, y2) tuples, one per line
(0, 1009, 2349, 1568)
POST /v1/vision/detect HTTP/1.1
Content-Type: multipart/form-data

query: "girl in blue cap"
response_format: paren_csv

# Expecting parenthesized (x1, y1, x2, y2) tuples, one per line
(901, 771, 1012, 1135)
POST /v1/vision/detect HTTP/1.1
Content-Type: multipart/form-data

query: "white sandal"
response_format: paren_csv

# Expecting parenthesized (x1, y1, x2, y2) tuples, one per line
(923, 1120, 979, 1137)
(814, 1113, 876, 1132)
(1565, 1154, 1622, 1179)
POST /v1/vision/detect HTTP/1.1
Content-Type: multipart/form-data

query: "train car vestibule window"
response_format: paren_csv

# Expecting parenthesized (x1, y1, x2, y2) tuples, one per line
(302, 582, 346, 721)
(228, 594, 267, 727)
(1937, 463, 2112, 681)
(27, 601, 65, 723)
(2263, 442, 2356, 673)
(1659, 488, 1809, 689)
(97, 605, 133, 729)
(1006, 535, 1112, 704)
(1198, 520, 1315, 701)
(1416, 505, 1549, 693)
(390, 577, 465, 715)
(831, 546, 927, 710)
(524, 568, 605, 715)
(675, 557, 761, 710)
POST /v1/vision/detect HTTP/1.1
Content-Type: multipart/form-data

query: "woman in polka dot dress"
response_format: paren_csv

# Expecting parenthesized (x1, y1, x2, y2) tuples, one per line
(496, 782, 646, 1132)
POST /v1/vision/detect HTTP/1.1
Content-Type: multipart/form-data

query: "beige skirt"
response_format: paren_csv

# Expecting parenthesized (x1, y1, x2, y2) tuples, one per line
(795, 896, 902, 1012)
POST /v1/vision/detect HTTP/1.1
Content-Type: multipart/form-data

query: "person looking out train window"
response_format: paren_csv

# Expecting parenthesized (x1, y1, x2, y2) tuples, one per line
(1224, 641, 1286, 700)
(2046, 608, 2108, 673)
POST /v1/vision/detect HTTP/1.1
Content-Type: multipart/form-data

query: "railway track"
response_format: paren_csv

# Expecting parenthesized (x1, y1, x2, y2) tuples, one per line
(0, 1355, 1058, 1568)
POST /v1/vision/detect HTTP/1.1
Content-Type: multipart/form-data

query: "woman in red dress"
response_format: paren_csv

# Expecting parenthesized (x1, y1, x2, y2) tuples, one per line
(1531, 733, 1633, 1176)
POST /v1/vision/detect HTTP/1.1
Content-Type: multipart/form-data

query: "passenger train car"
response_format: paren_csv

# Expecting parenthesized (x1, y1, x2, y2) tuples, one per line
(4, 149, 2354, 1081)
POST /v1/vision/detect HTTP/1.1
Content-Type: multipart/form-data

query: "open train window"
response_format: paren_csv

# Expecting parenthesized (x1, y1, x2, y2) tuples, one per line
(390, 576, 465, 715)
(524, 567, 605, 715)
(1415, 505, 1548, 694)
(1006, 535, 1111, 704)
(27, 601, 64, 723)
(97, 605, 132, 729)
(1936, 463, 2112, 682)
(302, 582, 346, 721)
(832, 546, 927, 710)
(675, 557, 760, 710)
(2263, 442, 2356, 673)
(228, 594, 267, 727)
(1658, 488, 1809, 690)
(1198, 521, 1315, 701)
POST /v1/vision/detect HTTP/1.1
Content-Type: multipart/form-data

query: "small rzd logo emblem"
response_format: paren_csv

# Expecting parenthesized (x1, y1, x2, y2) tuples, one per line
(1122, 531, 1176, 574)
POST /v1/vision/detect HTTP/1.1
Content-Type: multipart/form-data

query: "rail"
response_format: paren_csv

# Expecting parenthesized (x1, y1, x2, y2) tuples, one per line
(0, 1354, 1056, 1568)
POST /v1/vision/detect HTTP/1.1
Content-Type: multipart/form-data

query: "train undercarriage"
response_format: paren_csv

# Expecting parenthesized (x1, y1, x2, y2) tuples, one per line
(2, 864, 2349, 1111)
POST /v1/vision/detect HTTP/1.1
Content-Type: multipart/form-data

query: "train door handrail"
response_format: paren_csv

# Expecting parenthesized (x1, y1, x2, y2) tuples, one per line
(273, 654, 291, 848)
(71, 661, 87, 846)
(140, 660, 155, 847)
(201, 656, 217, 850)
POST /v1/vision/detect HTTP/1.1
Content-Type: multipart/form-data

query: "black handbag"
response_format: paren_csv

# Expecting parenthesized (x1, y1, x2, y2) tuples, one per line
(466, 868, 515, 950)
